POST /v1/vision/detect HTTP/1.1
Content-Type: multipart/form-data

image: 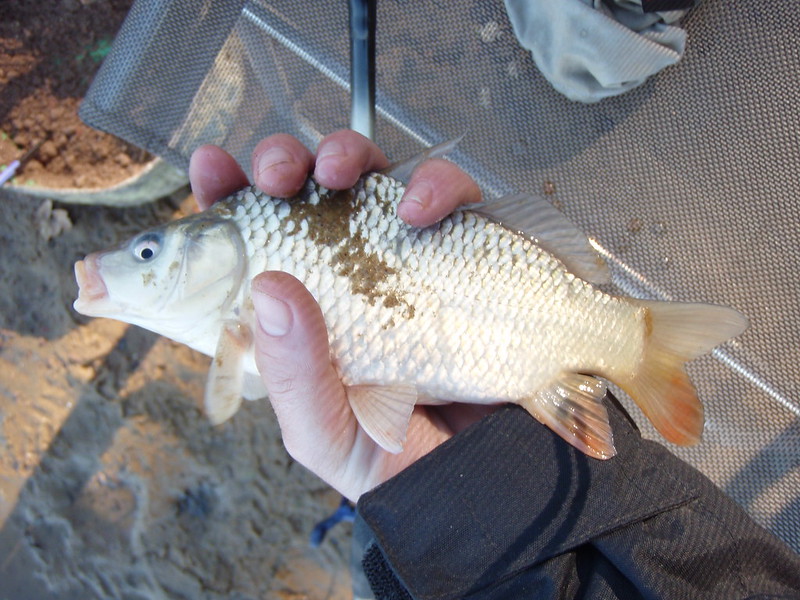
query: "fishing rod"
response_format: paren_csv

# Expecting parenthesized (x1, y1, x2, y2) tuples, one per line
(349, 0, 377, 140)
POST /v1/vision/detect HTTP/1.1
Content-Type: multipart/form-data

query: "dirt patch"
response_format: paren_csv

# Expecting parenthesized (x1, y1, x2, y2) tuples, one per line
(0, 2, 353, 598)
(0, 186, 353, 600)
(0, 0, 151, 189)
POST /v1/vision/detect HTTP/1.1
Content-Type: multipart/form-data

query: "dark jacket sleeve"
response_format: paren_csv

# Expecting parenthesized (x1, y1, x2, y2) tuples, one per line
(353, 399, 800, 600)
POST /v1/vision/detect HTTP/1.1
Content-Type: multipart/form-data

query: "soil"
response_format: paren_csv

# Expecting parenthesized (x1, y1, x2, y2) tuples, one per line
(0, 0, 151, 189)
(0, 2, 352, 598)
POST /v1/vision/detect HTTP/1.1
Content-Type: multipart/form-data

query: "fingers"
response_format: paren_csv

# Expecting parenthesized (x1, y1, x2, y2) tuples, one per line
(250, 272, 355, 469)
(399, 158, 483, 227)
(194, 131, 481, 227)
(251, 129, 389, 197)
(189, 145, 249, 211)
(251, 134, 315, 198)
(313, 129, 390, 189)
(311, 131, 481, 226)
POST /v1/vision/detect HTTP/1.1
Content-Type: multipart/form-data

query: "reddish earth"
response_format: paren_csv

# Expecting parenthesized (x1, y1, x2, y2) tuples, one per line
(0, 0, 151, 189)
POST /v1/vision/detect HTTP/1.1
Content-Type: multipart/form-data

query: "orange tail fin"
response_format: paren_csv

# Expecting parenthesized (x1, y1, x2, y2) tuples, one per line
(618, 301, 748, 445)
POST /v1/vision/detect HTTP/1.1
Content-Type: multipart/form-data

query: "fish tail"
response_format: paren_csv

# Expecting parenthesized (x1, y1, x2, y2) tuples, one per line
(618, 301, 748, 445)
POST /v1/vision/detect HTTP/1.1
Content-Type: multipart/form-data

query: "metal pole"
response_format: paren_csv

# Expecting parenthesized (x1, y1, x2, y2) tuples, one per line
(349, 0, 377, 139)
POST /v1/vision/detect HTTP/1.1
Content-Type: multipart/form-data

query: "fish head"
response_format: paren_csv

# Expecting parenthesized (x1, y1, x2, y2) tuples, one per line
(74, 216, 246, 336)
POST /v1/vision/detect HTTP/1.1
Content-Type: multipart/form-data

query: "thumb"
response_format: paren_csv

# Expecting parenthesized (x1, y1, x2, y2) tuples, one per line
(250, 272, 355, 467)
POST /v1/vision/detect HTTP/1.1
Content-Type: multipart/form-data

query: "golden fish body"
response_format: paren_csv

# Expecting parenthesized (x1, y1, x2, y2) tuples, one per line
(74, 172, 747, 458)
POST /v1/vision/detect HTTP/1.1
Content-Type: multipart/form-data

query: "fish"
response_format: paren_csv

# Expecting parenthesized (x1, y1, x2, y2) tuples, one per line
(73, 152, 748, 459)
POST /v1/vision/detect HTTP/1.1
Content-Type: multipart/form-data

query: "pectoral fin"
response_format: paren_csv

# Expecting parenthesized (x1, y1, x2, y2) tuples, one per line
(346, 384, 418, 454)
(520, 373, 615, 459)
(242, 372, 268, 401)
(204, 320, 253, 425)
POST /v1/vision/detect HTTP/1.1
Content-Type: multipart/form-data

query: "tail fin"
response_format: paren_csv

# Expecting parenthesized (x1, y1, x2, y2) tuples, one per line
(618, 301, 748, 446)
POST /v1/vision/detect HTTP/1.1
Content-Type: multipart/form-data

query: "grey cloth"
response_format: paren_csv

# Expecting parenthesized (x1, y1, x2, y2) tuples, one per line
(505, 0, 689, 102)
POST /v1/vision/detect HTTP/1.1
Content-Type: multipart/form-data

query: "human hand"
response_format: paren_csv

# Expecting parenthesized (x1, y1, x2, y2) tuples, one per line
(189, 130, 488, 501)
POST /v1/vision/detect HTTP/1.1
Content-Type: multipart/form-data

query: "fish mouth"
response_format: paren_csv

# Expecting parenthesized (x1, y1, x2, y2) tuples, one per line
(74, 254, 109, 315)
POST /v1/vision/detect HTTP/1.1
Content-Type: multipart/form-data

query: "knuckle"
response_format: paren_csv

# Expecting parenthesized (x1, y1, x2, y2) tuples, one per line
(266, 372, 296, 397)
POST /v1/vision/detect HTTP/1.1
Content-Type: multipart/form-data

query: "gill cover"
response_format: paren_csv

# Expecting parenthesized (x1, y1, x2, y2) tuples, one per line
(174, 217, 248, 316)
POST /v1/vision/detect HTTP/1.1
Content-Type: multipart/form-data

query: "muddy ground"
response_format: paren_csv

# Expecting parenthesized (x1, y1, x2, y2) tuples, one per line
(0, 190, 353, 600)
(0, 2, 352, 598)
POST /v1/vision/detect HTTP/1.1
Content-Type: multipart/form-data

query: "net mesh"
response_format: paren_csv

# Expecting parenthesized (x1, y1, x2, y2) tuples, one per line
(80, 0, 800, 551)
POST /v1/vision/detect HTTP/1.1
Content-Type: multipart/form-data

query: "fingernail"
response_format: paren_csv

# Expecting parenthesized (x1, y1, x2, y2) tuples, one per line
(256, 147, 294, 177)
(400, 180, 432, 211)
(252, 289, 293, 337)
(316, 140, 344, 162)
(404, 181, 433, 208)
(315, 140, 344, 173)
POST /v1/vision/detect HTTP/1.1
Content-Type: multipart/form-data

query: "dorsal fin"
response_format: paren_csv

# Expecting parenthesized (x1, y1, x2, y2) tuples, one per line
(383, 138, 608, 284)
(382, 135, 464, 183)
(470, 193, 611, 285)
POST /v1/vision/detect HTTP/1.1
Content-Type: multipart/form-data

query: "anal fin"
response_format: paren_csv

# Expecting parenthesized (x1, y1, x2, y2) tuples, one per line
(346, 384, 417, 454)
(204, 320, 253, 425)
(520, 373, 615, 459)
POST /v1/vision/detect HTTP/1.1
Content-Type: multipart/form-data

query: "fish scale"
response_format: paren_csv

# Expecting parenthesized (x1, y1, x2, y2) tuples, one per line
(215, 175, 642, 405)
(74, 168, 747, 459)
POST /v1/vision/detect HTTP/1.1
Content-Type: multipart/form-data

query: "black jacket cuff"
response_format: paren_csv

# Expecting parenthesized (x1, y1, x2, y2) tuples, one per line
(354, 401, 800, 599)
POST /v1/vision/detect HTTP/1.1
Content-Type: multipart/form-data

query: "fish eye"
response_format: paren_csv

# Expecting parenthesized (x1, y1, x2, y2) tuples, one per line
(132, 233, 162, 262)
